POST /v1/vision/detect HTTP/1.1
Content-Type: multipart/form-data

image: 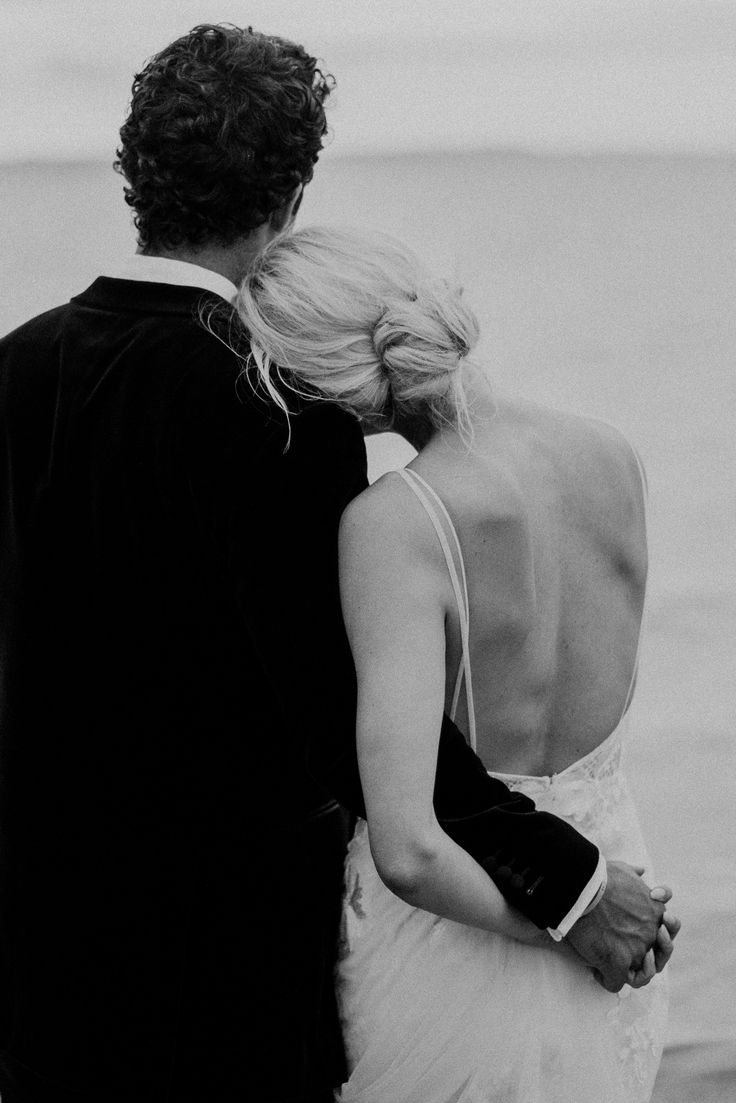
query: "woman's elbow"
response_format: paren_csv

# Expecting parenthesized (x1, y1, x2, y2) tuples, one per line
(372, 837, 441, 900)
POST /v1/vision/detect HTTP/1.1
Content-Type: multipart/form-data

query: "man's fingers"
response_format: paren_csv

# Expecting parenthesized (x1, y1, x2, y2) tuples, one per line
(629, 949, 657, 988)
(591, 958, 628, 993)
(662, 912, 681, 939)
(649, 884, 672, 903)
(593, 970, 626, 994)
(653, 924, 674, 973)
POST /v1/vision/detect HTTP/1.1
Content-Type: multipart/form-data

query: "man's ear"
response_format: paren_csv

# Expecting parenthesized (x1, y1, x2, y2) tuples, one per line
(268, 184, 304, 234)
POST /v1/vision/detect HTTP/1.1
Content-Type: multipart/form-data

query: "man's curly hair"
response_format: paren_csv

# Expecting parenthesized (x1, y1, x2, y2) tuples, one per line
(114, 24, 334, 251)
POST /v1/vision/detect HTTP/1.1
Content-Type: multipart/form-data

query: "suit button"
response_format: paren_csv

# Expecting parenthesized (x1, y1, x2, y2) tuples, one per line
(483, 855, 499, 873)
(510, 874, 525, 891)
(496, 865, 512, 882)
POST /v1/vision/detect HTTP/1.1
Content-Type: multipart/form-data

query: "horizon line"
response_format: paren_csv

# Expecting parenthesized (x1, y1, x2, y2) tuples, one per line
(4, 142, 736, 167)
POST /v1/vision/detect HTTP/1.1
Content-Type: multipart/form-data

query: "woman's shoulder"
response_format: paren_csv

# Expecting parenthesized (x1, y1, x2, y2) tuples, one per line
(537, 410, 648, 563)
(572, 410, 640, 465)
(339, 469, 453, 578)
(574, 413, 644, 506)
(527, 403, 644, 500)
(341, 470, 425, 538)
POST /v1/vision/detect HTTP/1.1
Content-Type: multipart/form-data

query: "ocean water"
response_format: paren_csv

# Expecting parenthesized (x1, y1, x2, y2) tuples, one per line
(1, 151, 734, 1099)
(4, 0, 736, 159)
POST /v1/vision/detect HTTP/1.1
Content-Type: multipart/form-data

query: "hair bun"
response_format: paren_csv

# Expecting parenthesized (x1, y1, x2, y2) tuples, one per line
(371, 279, 479, 416)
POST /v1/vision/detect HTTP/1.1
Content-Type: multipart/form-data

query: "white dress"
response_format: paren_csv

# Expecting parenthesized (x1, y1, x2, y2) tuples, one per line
(335, 468, 668, 1103)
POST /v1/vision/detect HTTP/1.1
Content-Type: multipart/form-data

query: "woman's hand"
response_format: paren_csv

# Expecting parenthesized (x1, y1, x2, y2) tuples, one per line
(627, 900, 681, 989)
(624, 883, 680, 989)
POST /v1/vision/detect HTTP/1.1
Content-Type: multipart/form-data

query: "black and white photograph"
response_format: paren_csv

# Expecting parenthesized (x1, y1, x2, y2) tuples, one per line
(0, 2, 734, 1101)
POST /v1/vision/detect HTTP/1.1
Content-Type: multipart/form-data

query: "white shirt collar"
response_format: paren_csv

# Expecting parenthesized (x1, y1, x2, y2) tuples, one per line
(108, 254, 239, 303)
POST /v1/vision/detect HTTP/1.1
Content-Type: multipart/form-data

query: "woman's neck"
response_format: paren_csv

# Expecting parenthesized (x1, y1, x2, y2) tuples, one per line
(395, 373, 500, 454)
(391, 412, 436, 452)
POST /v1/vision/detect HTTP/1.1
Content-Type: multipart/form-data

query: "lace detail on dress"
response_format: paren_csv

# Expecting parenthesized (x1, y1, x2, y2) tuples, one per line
(609, 982, 669, 1102)
(490, 726, 628, 845)
(486, 720, 668, 1103)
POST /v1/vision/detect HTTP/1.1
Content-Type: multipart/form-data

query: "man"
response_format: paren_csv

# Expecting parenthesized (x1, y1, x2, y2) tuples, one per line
(0, 23, 673, 1103)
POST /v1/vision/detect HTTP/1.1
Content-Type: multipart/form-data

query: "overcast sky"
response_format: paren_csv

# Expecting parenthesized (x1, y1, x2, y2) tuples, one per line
(2, 0, 736, 159)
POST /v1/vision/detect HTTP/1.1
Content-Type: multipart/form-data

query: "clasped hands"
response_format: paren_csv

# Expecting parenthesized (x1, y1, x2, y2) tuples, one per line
(564, 860, 681, 993)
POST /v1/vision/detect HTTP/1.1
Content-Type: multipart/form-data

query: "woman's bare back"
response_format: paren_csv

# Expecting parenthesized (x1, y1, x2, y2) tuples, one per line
(406, 395, 648, 776)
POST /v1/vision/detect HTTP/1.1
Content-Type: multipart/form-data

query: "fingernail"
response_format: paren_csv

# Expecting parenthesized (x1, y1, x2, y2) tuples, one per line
(650, 887, 669, 901)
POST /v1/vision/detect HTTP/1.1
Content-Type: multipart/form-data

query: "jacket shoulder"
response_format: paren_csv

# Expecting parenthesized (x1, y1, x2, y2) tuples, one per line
(0, 302, 72, 350)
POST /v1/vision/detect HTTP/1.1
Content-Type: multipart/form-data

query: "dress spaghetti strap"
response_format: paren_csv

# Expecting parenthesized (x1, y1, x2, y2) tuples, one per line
(394, 469, 477, 751)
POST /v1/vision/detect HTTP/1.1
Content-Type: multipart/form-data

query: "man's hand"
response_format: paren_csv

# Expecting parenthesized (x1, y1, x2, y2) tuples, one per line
(565, 860, 667, 993)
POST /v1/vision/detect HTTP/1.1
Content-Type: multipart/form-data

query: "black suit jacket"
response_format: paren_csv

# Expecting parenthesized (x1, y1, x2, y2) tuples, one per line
(0, 278, 598, 1099)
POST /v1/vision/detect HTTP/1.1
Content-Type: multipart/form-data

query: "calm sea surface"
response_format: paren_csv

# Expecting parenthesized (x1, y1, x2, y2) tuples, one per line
(1, 151, 734, 1099)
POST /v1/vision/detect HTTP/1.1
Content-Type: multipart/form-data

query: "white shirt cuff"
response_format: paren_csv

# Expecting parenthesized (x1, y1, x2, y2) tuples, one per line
(546, 851, 607, 941)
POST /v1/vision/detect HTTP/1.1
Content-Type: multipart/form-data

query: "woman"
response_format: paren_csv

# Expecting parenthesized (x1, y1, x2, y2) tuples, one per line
(235, 227, 674, 1102)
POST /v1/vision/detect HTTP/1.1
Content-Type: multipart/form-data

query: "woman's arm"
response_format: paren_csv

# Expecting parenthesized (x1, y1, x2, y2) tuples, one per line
(338, 479, 544, 945)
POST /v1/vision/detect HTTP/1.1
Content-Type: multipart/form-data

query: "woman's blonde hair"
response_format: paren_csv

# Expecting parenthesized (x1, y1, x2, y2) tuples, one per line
(234, 226, 480, 445)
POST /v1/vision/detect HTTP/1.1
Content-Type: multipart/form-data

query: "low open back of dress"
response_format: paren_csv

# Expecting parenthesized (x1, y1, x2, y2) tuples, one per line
(395, 458, 646, 775)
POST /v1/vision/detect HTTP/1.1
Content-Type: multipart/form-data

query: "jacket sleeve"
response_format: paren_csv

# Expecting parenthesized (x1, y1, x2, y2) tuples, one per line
(432, 716, 601, 929)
